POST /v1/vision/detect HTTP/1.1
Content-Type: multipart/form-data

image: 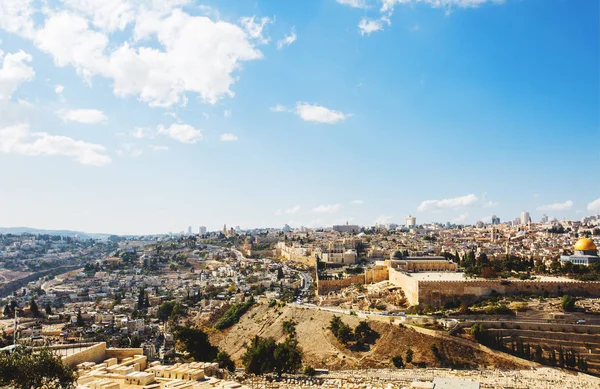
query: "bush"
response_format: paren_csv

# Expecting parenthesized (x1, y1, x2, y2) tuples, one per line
(215, 300, 254, 330)
(392, 354, 404, 368)
(304, 366, 316, 376)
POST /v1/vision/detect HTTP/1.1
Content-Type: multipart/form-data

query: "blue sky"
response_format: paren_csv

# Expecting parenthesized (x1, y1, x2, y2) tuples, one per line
(0, 0, 598, 235)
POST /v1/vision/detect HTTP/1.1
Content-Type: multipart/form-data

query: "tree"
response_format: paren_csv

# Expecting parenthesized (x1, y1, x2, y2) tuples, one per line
(354, 321, 374, 346)
(216, 351, 235, 372)
(45, 302, 52, 316)
(174, 326, 218, 362)
(158, 302, 176, 322)
(392, 354, 404, 368)
(242, 336, 277, 375)
(405, 348, 414, 364)
(282, 320, 297, 338)
(273, 338, 303, 376)
(29, 299, 40, 318)
(0, 346, 76, 389)
(561, 295, 577, 312)
(76, 309, 84, 327)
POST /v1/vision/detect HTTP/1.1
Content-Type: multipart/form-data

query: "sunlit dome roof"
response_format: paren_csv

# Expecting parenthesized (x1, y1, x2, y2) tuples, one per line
(574, 238, 597, 251)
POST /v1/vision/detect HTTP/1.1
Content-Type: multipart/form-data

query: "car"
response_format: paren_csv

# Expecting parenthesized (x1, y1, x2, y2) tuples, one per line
(576, 319, 586, 324)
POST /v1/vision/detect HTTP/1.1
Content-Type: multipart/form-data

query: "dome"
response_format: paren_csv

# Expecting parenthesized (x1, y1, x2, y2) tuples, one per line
(574, 238, 597, 252)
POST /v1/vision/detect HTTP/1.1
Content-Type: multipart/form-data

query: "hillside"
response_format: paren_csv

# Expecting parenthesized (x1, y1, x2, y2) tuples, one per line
(208, 303, 529, 371)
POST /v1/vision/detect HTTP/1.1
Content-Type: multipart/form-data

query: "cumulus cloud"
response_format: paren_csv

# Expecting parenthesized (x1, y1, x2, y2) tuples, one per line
(220, 133, 238, 142)
(536, 200, 573, 212)
(358, 18, 384, 35)
(277, 28, 297, 49)
(0, 49, 35, 100)
(239, 16, 271, 44)
(588, 198, 600, 212)
(417, 194, 479, 212)
(276, 205, 301, 216)
(351, 200, 364, 205)
(158, 123, 202, 144)
(54, 84, 64, 94)
(223, 109, 231, 118)
(56, 108, 107, 124)
(0, 2, 264, 108)
(131, 126, 153, 139)
(313, 204, 341, 214)
(0, 123, 111, 166)
(116, 143, 142, 158)
(295, 102, 350, 124)
(336, 0, 370, 8)
(269, 104, 287, 112)
(150, 145, 168, 151)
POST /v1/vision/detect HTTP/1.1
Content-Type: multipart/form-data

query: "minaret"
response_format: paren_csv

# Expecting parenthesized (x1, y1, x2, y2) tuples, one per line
(13, 308, 18, 345)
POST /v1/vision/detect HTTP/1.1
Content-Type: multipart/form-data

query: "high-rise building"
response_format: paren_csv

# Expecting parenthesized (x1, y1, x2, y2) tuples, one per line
(187, 226, 192, 234)
(199, 226, 207, 235)
(405, 215, 416, 228)
(491, 215, 500, 225)
(541, 214, 549, 223)
(520, 211, 531, 225)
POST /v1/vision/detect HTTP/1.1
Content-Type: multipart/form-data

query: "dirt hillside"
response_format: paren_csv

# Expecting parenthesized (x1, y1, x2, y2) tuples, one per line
(208, 303, 529, 371)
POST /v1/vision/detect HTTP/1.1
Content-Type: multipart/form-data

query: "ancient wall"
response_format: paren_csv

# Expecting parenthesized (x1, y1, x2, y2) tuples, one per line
(416, 280, 600, 306)
(365, 267, 388, 284)
(388, 269, 420, 305)
(316, 274, 365, 295)
(61, 342, 107, 368)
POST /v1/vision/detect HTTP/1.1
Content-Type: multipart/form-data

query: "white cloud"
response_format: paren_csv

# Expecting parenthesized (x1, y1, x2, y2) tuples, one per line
(588, 198, 600, 212)
(0, 123, 111, 166)
(150, 145, 169, 151)
(269, 104, 287, 112)
(483, 201, 499, 208)
(350, 200, 364, 205)
(276, 205, 301, 216)
(239, 16, 271, 44)
(132, 126, 153, 139)
(313, 204, 341, 214)
(452, 212, 469, 224)
(358, 18, 384, 35)
(116, 143, 142, 157)
(533, 193, 540, 198)
(417, 194, 479, 212)
(294, 102, 350, 124)
(223, 109, 231, 118)
(54, 84, 64, 94)
(0, 49, 34, 100)
(57, 108, 107, 124)
(3, 4, 264, 108)
(536, 200, 573, 212)
(220, 133, 238, 142)
(277, 28, 297, 49)
(374, 215, 393, 225)
(158, 123, 202, 144)
(336, 0, 369, 8)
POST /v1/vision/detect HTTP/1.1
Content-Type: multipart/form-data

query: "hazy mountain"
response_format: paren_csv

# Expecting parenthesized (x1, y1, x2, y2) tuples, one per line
(0, 227, 113, 240)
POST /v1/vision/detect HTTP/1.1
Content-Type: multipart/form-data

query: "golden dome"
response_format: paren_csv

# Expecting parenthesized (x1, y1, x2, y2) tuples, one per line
(574, 238, 597, 251)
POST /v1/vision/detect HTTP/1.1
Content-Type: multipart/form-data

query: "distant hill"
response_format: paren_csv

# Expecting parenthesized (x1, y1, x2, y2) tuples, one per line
(0, 227, 113, 240)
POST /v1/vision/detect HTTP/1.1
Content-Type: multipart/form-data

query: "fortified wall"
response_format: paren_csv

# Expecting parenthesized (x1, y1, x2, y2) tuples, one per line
(416, 279, 600, 306)
(316, 266, 388, 295)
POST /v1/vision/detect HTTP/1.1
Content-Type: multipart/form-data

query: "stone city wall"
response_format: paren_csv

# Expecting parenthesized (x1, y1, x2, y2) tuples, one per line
(365, 267, 389, 284)
(416, 279, 600, 307)
(388, 269, 420, 305)
(316, 274, 365, 295)
(61, 342, 107, 368)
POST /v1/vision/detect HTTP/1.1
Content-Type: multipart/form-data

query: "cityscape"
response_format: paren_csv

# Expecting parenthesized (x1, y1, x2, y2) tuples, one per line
(0, 0, 599, 389)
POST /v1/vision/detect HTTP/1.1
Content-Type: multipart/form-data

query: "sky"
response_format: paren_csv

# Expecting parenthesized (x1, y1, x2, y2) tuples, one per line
(0, 0, 598, 235)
